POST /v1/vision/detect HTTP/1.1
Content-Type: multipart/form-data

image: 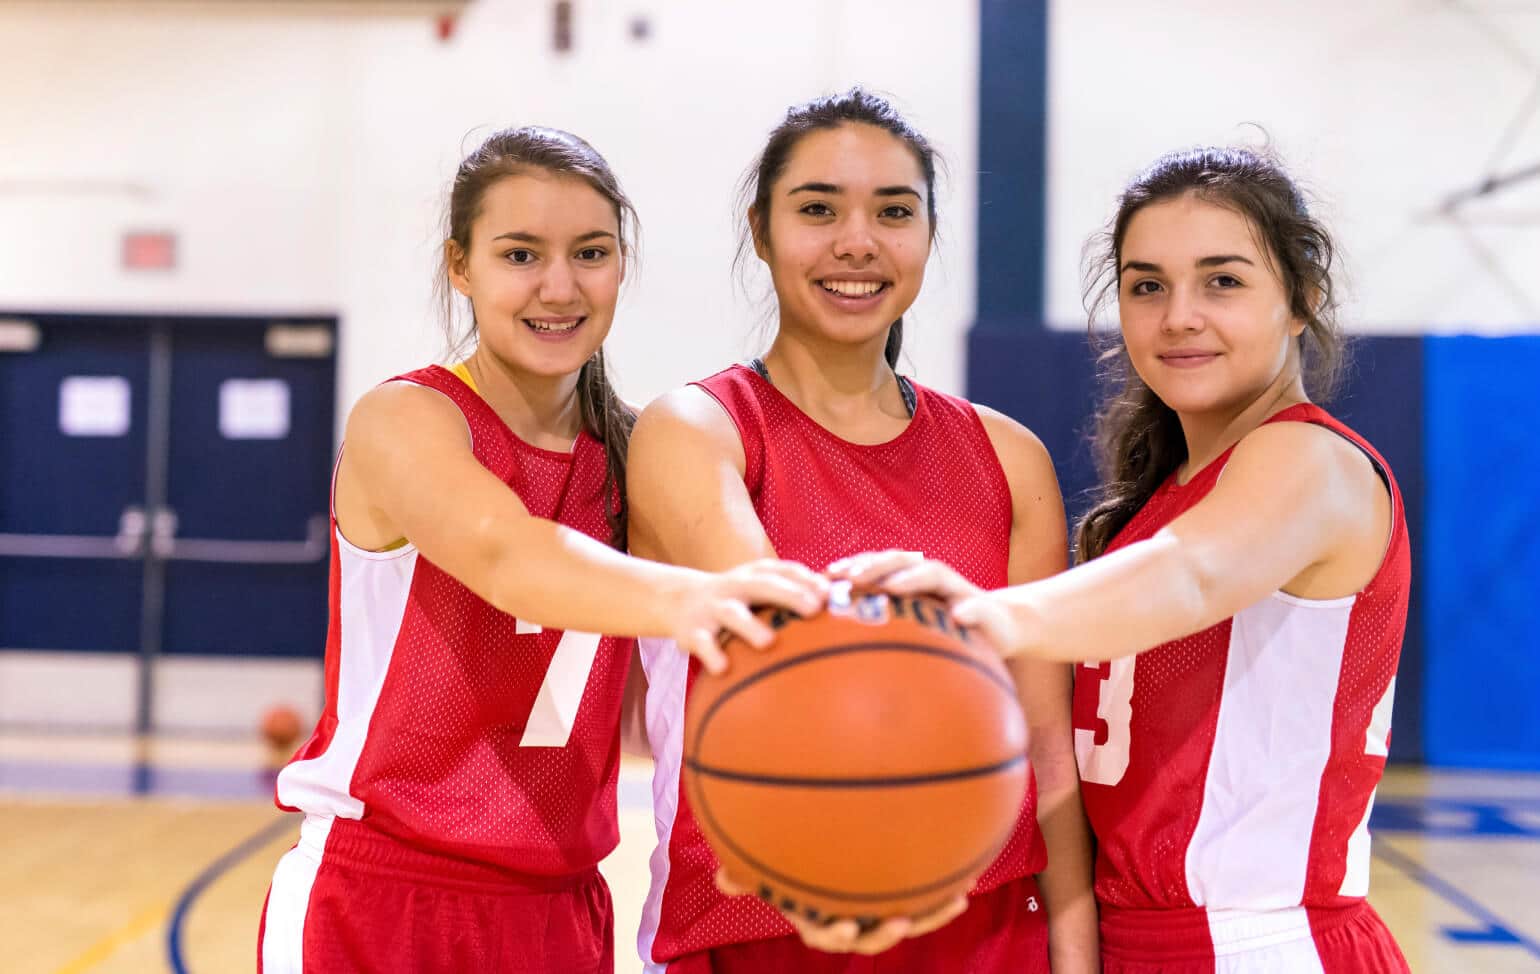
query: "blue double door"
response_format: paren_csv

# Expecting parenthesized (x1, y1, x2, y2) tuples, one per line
(0, 313, 336, 729)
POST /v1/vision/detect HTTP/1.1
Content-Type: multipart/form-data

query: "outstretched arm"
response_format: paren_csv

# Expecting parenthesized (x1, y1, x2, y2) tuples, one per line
(338, 381, 824, 667)
(836, 421, 1391, 666)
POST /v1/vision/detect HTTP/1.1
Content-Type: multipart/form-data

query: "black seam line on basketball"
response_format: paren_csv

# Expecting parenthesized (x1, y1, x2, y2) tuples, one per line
(691, 770, 1021, 904)
(684, 753, 1026, 788)
(693, 642, 1017, 764)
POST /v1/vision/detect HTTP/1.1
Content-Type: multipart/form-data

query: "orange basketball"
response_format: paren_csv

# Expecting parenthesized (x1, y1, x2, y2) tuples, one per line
(682, 588, 1027, 924)
(260, 704, 303, 752)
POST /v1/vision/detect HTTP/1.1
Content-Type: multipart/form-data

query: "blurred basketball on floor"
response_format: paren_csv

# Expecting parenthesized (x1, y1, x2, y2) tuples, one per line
(260, 704, 304, 752)
(682, 585, 1028, 923)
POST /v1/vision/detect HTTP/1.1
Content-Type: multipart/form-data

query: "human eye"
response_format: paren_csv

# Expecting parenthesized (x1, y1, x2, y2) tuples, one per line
(575, 246, 609, 262)
(1210, 273, 1243, 288)
(879, 204, 914, 220)
(799, 201, 834, 218)
(506, 249, 537, 265)
(1129, 279, 1163, 296)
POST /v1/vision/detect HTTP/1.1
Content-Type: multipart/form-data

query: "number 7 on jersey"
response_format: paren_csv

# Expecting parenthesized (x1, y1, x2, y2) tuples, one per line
(518, 625, 604, 748)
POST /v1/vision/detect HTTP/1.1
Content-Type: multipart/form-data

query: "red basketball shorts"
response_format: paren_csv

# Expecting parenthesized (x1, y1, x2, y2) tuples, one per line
(659, 873, 1049, 974)
(259, 815, 613, 973)
(1099, 900, 1409, 973)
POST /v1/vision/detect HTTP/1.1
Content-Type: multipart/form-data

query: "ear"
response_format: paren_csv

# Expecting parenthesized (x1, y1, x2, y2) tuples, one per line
(445, 239, 472, 298)
(748, 205, 770, 262)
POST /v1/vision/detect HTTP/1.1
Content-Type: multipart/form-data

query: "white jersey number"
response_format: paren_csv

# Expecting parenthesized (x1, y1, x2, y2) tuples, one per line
(1074, 656, 1136, 786)
(518, 626, 603, 748)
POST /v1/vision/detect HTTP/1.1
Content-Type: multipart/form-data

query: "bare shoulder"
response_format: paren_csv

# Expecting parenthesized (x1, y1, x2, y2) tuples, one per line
(1228, 418, 1380, 496)
(345, 379, 469, 448)
(971, 402, 1056, 485)
(631, 384, 743, 463)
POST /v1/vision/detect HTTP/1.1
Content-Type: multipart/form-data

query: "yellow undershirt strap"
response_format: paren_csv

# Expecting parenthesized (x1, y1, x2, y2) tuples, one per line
(450, 360, 480, 397)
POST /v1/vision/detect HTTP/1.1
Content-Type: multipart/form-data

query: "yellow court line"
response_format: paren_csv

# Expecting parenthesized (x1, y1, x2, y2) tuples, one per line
(52, 900, 171, 974)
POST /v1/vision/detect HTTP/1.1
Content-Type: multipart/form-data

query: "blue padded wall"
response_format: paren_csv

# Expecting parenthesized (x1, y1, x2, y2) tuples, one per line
(1423, 335, 1540, 770)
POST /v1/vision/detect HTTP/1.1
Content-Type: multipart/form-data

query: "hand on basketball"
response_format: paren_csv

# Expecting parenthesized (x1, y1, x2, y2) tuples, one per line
(826, 550, 980, 605)
(826, 550, 1025, 658)
(673, 559, 828, 674)
(715, 868, 968, 955)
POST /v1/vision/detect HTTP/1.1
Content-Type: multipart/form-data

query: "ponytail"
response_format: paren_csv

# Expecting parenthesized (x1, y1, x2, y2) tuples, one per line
(575, 349, 636, 550)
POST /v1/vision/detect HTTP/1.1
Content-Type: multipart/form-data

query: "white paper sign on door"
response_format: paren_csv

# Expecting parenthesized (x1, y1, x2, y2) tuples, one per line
(59, 375, 131, 437)
(219, 378, 290, 440)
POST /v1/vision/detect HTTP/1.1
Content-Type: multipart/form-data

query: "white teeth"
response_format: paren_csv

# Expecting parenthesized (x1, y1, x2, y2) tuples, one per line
(821, 280, 883, 297)
(526, 319, 580, 333)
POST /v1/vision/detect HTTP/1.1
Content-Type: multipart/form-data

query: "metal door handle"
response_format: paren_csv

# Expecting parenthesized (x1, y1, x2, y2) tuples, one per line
(0, 505, 147, 559)
(152, 510, 330, 564)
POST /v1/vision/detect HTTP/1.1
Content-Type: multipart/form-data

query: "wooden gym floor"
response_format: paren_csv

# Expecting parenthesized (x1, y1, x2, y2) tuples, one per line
(3, 733, 1537, 974)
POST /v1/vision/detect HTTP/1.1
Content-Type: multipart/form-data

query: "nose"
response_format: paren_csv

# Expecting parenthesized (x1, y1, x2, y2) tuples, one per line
(832, 212, 878, 265)
(1160, 284, 1203, 333)
(538, 258, 580, 308)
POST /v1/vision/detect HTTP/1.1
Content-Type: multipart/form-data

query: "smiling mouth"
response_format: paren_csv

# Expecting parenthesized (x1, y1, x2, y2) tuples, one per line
(525, 317, 583, 333)
(818, 279, 889, 297)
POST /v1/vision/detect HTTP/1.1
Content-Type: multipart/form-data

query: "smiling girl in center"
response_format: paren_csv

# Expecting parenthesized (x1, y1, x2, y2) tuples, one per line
(627, 89, 1098, 974)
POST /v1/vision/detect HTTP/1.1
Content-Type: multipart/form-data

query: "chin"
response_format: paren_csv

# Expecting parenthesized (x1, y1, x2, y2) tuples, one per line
(808, 314, 897, 348)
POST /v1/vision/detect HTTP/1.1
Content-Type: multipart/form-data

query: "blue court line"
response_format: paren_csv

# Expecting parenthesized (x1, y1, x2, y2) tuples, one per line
(0, 756, 278, 799)
(1372, 839, 1540, 961)
(167, 816, 296, 974)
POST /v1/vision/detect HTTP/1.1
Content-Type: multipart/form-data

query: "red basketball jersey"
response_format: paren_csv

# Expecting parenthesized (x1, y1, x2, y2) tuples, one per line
(1072, 405, 1409, 930)
(639, 364, 1048, 964)
(274, 364, 634, 878)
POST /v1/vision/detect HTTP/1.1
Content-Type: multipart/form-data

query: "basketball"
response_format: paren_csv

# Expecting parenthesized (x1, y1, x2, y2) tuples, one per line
(682, 586, 1028, 923)
(260, 704, 304, 752)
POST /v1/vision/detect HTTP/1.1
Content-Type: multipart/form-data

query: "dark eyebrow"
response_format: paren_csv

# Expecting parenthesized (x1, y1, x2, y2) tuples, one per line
(492, 230, 616, 244)
(787, 182, 840, 196)
(1197, 254, 1254, 268)
(786, 182, 922, 199)
(1120, 254, 1255, 274)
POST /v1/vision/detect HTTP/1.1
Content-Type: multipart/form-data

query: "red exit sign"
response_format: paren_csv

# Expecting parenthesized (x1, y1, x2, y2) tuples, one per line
(122, 230, 176, 271)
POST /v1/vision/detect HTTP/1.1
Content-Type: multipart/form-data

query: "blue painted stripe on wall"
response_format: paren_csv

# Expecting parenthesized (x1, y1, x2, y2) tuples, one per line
(977, 0, 1048, 323)
(1424, 335, 1540, 770)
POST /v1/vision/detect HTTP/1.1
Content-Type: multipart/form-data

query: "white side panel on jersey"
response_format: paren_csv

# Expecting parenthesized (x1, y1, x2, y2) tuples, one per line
(519, 630, 602, 747)
(274, 533, 417, 818)
(1076, 655, 1137, 786)
(1339, 787, 1378, 898)
(1366, 675, 1396, 758)
(1208, 906, 1327, 971)
(637, 636, 689, 973)
(1339, 676, 1397, 897)
(1185, 591, 1354, 910)
(260, 815, 333, 974)
(1207, 906, 1330, 967)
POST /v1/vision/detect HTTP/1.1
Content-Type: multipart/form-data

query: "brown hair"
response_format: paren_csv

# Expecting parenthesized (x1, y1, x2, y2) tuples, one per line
(1076, 146, 1346, 562)
(737, 87, 941, 368)
(437, 126, 638, 548)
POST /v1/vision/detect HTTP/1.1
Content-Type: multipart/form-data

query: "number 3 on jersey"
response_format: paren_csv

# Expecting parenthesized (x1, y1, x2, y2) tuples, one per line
(1073, 657, 1135, 785)
(518, 625, 603, 748)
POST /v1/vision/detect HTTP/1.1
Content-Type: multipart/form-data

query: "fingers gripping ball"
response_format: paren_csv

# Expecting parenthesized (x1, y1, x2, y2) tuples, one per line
(682, 587, 1028, 924)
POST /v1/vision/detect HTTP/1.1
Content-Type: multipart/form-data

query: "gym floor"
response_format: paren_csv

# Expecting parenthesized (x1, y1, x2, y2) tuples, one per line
(4, 733, 1537, 974)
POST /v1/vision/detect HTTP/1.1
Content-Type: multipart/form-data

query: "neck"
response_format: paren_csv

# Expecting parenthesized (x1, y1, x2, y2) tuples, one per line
(466, 347, 584, 451)
(761, 323, 906, 425)
(1176, 369, 1309, 482)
